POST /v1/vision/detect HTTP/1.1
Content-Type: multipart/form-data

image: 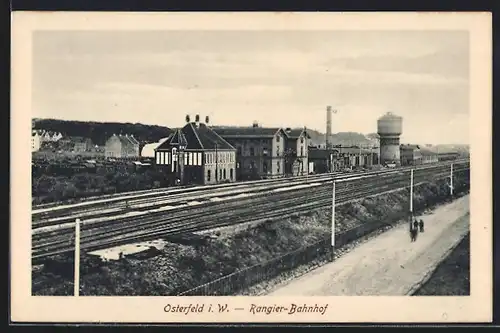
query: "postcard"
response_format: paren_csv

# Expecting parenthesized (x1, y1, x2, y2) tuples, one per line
(11, 11, 492, 323)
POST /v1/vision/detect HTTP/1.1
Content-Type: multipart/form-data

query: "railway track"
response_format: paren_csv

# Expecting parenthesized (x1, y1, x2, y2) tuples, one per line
(32, 160, 468, 225)
(32, 162, 469, 262)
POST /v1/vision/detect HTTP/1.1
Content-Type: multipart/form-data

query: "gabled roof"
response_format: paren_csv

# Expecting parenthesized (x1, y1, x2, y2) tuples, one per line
(285, 128, 312, 140)
(156, 123, 235, 151)
(108, 134, 139, 147)
(212, 126, 285, 138)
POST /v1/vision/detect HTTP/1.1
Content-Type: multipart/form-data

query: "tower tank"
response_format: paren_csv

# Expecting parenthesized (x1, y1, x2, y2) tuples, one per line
(377, 112, 403, 166)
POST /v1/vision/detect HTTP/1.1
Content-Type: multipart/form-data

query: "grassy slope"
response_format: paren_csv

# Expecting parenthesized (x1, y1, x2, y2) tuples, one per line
(33, 176, 469, 296)
(413, 233, 470, 296)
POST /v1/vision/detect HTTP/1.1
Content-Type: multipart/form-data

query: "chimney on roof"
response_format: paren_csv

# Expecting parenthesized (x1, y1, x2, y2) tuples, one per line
(186, 115, 190, 123)
(205, 116, 210, 124)
(285, 127, 291, 133)
(195, 114, 200, 128)
(252, 121, 259, 128)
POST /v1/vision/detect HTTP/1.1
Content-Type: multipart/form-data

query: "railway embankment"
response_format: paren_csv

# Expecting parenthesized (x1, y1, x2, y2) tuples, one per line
(33, 171, 470, 296)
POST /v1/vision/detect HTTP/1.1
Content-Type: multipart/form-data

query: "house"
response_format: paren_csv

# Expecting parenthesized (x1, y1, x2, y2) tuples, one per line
(32, 130, 63, 143)
(105, 134, 140, 159)
(154, 115, 237, 185)
(400, 144, 422, 166)
(140, 137, 171, 158)
(420, 148, 439, 164)
(308, 147, 336, 174)
(438, 152, 460, 161)
(283, 127, 311, 176)
(213, 122, 287, 180)
(71, 136, 94, 153)
(336, 146, 378, 169)
(31, 131, 41, 152)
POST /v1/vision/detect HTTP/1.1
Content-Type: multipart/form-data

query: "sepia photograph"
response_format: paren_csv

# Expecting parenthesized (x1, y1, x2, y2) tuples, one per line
(11, 12, 492, 323)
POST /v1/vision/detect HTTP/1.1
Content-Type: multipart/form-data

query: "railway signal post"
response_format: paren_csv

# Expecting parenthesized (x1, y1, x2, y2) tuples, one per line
(74, 218, 81, 296)
(331, 180, 336, 248)
(450, 163, 454, 196)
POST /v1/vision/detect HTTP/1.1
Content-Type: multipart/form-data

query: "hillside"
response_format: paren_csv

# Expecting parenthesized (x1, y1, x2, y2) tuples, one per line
(33, 119, 173, 146)
(304, 128, 373, 147)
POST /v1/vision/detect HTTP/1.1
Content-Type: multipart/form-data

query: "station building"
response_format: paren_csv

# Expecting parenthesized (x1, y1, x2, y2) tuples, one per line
(154, 115, 237, 185)
(213, 123, 288, 180)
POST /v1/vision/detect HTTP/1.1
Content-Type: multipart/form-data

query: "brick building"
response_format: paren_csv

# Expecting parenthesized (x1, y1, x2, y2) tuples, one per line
(105, 134, 140, 159)
(213, 123, 287, 180)
(154, 116, 237, 185)
(284, 127, 310, 176)
(400, 144, 422, 166)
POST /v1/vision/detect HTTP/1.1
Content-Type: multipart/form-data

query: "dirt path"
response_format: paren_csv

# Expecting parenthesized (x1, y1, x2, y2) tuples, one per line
(266, 195, 470, 296)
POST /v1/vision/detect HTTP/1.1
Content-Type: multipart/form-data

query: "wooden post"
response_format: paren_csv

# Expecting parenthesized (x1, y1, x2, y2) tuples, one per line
(331, 180, 336, 247)
(410, 169, 414, 214)
(74, 218, 80, 297)
(450, 163, 454, 196)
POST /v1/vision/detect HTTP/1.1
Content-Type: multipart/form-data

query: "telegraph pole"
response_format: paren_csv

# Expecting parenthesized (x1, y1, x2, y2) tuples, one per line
(74, 218, 81, 296)
(331, 180, 336, 247)
(450, 163, 454, 196)
(409, 169, 414, 227)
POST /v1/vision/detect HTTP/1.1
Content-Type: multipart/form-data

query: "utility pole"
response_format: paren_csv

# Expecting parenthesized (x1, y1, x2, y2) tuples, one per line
(74, 218, 81, 297)
(215, 142, 219, 184)
(450, 163, 454, 196)
(409, 169, 414, 227)
(331, 180, 336, 247)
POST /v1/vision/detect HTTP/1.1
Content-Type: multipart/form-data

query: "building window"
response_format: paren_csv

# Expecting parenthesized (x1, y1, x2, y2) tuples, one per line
(301, 137, 304, 144)
(237, 146, 242, 156)
(300, 147, 304, 157)
(276, 146, 280, 156)
(223, 169, 226, 179)
(277, 135, 280, 142)
(230, 168, 234, 180)
(277, 161, 280, 173)
(220, 169, 223, 180)
(207, 169, 211, 181)
(263, 162, 268, 173)
(250, 147, 254, 156)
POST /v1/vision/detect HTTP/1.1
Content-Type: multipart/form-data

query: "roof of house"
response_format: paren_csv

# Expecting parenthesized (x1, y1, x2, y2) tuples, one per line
(338, 147, 374, 155)
(400, 144, 420, 150)
(107, 134, 139, 147)
(212, 126, 285, 138)
(71, 136, 93, 144)
(308, 148, 332, 159)
(419, 148, 438, 156)
(156, 123, 235, 151)
(285, 128, 312, 140)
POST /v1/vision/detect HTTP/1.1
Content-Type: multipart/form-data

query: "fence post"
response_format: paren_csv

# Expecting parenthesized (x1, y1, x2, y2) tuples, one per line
(74, 218, 81, 297)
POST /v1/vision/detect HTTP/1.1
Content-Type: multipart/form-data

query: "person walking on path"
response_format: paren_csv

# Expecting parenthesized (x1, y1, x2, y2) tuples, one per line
(419, 219, 425, 233)
(410, 226, 418, 242)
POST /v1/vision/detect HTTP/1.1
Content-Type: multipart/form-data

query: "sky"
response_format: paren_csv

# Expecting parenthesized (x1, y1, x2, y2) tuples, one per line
(32, 30, 470, 145)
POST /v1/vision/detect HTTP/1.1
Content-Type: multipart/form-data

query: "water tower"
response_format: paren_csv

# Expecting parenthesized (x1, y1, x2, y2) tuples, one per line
(377, 112, 403, 166)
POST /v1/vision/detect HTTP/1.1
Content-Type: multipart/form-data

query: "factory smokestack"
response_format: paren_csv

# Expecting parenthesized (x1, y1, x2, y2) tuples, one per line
(326, 106, 332, 149)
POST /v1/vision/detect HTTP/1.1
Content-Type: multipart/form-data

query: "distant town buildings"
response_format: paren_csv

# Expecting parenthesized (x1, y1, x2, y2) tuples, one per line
(105, 134, 140, 158)
(31, 129, 63, 152)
